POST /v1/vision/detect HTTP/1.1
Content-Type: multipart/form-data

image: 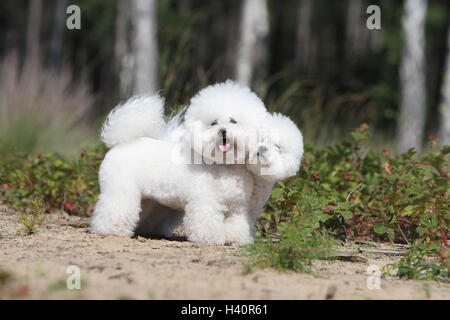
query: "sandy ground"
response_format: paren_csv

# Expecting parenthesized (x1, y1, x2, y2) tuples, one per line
(1, 204, 449, 300)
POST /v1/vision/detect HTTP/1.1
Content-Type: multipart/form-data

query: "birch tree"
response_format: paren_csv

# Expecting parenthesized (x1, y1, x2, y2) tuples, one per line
(49, 0, 68, 71)
(115, 0, 134, 98)
(346, 0, 368, 57)
(132, 0, 158, 95)
(225, 1, 241, 76)
(235, 0, 269, 87)
(25, 0, 43, 62)
(397, 0, 427, 153)
(295, 0, 313, 72)
(439, 24, 450, 146)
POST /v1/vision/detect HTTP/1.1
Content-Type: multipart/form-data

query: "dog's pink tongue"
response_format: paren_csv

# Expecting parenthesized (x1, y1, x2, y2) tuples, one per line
(219, 143, 231, 152)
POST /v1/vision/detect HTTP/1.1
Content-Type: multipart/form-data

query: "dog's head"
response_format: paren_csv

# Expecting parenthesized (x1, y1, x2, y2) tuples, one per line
(183, 81, 267, 164)
(247, 113, 303, 181)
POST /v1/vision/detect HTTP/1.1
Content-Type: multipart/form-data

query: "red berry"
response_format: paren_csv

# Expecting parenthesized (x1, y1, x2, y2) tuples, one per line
(65, 202, 75, 212)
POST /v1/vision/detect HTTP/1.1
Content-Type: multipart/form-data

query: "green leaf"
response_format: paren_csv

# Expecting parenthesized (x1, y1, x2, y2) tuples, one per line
(401, 205, 414, 217)
(341, 211, 353, 219)
(317, 214, 332, 222)
(373, 224, 387, 235)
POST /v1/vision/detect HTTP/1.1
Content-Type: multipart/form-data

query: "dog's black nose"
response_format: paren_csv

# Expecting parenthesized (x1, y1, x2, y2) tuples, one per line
(258, 146, 268, 154)
(219, 128, 226, 137)
(257, 146, 267, 157)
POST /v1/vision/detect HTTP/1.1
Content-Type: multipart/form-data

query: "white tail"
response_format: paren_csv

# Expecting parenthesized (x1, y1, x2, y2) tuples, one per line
(100, 94, 166, 148)
(164, 107, 187, 142)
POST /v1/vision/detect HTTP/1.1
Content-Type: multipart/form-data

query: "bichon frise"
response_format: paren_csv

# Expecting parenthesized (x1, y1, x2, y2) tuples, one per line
(91, 81, 268, 245)
(161, 109, 304, 228)
(91, 81, 304, 245)
(246, 112, 304, 224)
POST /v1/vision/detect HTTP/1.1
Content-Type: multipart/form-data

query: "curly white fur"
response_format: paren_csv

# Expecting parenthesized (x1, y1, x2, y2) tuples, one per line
(247, 113, 304, 222)
(91, 81, 269, 245)
(100, 94, 166, 148)
(91, 81, 304, 245)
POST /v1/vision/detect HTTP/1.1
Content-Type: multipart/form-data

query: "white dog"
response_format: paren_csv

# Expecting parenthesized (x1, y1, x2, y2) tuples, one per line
(91, 81, 304, 245)
(246, 113, 304, 224)
(135, 109, 304, 241)
(91, 81, 268, 245)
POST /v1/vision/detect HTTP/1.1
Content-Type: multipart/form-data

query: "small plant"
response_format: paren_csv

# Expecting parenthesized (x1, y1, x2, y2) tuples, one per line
(18, 198, 45, 235)
(384, 243, 449, 282)
(243, 209, 336, 273)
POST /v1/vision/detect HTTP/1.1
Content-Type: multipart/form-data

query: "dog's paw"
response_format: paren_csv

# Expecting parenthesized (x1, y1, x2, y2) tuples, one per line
(224, 216, 254, 246)
(225, 238, 254, 247)
(187, 231, 226, 246)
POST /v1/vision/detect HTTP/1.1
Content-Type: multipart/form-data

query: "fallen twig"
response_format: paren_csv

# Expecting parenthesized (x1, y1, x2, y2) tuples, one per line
(357, 248, 408, 255)
(69, 261, 105, 271)
(109, 272, 133, 283)
(346, 183, 363, 202)
(346, 217, 411, 234)
(397, 225, 410, 245)
(331, 251, 368, 263)
(409, 161, 450, 181)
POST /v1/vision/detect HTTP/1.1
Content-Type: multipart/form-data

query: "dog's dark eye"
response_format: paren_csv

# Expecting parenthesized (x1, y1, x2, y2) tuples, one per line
(230, 118, 237, 124)
(211, 120, 218, 126)
(274, 144, 281, 150)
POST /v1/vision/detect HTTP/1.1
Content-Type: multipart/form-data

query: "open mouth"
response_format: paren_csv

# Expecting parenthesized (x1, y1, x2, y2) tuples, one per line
(219, 141, 231, 153)
(219, 132, 231, 152)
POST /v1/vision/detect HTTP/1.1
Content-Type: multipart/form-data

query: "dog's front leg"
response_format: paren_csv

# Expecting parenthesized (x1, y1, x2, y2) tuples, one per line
(224, 207, 254, 246)
(183, 201, 226, 245)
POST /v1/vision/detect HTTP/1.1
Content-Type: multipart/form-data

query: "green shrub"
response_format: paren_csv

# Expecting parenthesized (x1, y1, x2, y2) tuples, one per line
(248, 125, 449, 279)
(244, 212, 336, 273)
(384, 243, 449, 282)
(0, 146, 105, 216)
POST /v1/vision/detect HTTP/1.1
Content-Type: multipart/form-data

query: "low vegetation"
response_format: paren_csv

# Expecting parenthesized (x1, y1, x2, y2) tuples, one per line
(0, 125, 448, 281)
(248, 125, 449, 281)
(18, 198, 45, 235)
(0, 147, 104, 216)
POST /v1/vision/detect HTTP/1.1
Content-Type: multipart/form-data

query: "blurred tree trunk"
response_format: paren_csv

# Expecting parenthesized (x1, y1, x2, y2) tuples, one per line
(225, 1, 241, 78)
(116, 0, 134, 98)
(25, 0, 43, 62)
(345, 0, 368, 57)
(235, 0, 269, 87)
(397, 0, 427, 153)
(295, 0, 313, 72)
(49, 0, 68, 71)
(132, 0, 158, 95)
(179, 0, 190, 12)
(439, 24, 450, 146)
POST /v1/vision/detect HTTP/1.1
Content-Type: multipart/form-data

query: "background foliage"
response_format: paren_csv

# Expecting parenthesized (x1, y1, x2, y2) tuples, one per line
(0, 0, 449, 151)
